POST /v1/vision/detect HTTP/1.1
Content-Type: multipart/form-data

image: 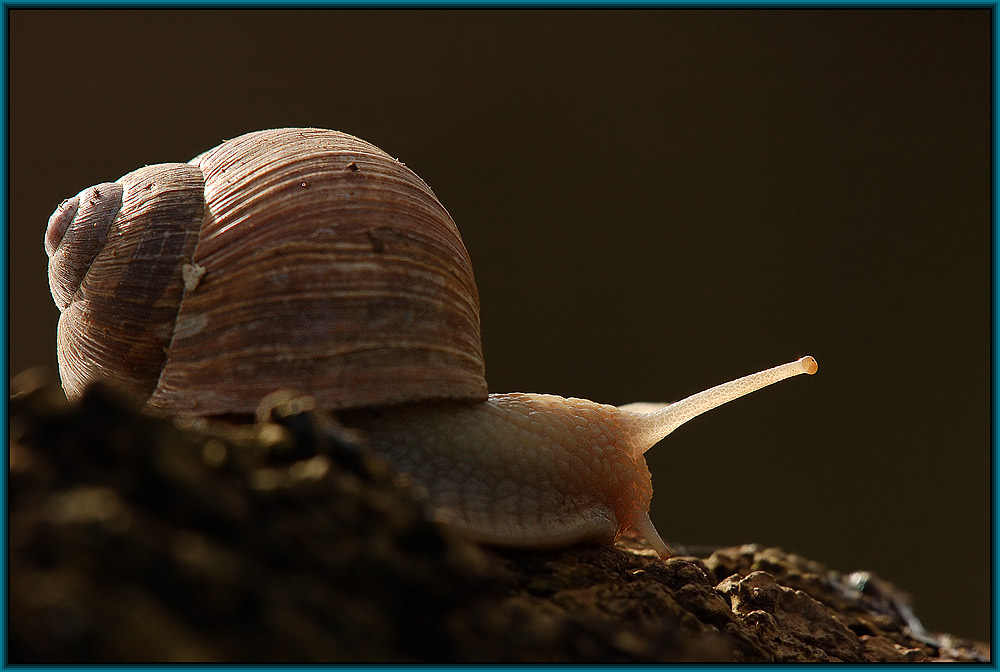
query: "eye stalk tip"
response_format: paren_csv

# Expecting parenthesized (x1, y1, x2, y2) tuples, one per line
(798, 355, 818, 375)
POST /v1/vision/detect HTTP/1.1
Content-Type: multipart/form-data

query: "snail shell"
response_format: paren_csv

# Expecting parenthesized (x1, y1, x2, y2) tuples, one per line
(45, 128, 488, 415)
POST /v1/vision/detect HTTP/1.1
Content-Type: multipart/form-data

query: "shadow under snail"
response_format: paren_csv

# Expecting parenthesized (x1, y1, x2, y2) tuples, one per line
(44, 127, 818, 558)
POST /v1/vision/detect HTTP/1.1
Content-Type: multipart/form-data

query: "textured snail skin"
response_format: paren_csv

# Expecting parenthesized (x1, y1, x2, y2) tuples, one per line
(45, 127, 817, 557)
(344, 394, 662, 552)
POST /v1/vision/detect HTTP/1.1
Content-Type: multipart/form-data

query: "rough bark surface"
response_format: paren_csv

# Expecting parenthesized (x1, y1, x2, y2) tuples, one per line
(9, 378, 990, 663)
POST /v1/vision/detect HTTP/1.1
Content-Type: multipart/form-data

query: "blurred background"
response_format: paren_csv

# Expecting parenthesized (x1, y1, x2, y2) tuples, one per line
(9, 9, 990, 641)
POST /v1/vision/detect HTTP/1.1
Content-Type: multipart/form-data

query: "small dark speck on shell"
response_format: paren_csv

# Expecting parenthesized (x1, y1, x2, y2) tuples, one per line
(366, 230, 386, 254)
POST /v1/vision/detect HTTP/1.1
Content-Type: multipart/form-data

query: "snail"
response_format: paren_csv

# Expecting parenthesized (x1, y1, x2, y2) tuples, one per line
(44, 127, 817, 558)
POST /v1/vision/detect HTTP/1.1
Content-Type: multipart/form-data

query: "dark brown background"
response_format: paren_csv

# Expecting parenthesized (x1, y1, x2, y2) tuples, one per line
(9, 9, 990, 642)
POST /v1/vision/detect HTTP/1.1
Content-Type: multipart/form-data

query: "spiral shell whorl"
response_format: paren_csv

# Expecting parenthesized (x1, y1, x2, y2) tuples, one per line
(46, 183, 123, 309)
(148, 128, 487, 414)
(47, 164, 205, 401)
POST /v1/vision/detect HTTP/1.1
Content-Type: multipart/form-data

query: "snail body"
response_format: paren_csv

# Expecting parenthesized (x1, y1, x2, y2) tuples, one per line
(45, 128, 817, 557)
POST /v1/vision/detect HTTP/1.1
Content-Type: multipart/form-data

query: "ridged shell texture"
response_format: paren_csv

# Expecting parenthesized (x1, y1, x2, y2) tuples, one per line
(45, 128, 488, 414)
